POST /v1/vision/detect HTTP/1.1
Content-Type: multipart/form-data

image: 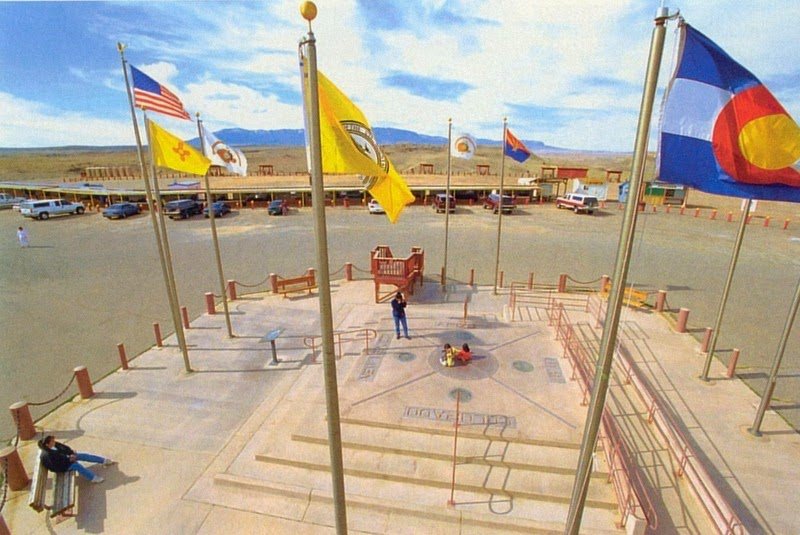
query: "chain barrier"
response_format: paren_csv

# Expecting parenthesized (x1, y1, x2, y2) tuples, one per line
(351, 264, 371, 274)
(28, 374, 76, 407)
(329, 265, 345, 277)
(566, 275, 603, 285)
(235, 275, 272, 289)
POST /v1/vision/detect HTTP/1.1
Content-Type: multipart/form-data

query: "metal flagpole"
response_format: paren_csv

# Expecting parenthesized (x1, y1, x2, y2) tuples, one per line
(299, 8, 348, 533)
(196, 115, 234, 338)
(443, 118, 452, 289)
(750, 273, 800, 435)
(565, 7, 674, 533)
(700, 198, 751, 380)
(119, 44, 191, 372)
(493, 118, 507, 295)
(143, 112, 192, 372)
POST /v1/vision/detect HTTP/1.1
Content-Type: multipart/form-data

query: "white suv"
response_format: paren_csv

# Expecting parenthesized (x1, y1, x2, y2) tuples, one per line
(555, 193, 599, 214)
(19, 199, 86, 220)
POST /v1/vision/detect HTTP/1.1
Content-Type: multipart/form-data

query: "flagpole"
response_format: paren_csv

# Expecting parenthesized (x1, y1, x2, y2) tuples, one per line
(493, 118, 507, 295)
(196, 115, 234, 339)
(750, 273, 800, 435)
(143, 112, 192, 372)
(118, 43, 191, 372)
(700, 198, 751, 380)
(443, 118, 452, 289)
(565, 7, 674, 533)
(299, 5, 348, 533)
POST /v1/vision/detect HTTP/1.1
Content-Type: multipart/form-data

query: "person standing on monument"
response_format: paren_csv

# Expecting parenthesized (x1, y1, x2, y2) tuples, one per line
(391, 291, 409, 339)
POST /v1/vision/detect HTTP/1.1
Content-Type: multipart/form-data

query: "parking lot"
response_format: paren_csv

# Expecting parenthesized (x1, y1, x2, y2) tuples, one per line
(2, 199, 799, 437)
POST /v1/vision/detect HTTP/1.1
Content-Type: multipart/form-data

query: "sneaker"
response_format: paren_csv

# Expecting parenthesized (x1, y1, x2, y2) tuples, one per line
(396, 334, 401, 339)
(406, 335, 411, 339)
(91, 476, 104, 484)
(103, 459, 117, 467)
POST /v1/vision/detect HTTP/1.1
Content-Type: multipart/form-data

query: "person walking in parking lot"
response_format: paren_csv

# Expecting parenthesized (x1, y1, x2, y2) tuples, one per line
(391, 291, 410, 339)
(17, 226, 29, 248)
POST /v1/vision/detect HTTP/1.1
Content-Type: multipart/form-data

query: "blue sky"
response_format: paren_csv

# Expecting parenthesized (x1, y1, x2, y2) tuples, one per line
(1, 0, 798, 151)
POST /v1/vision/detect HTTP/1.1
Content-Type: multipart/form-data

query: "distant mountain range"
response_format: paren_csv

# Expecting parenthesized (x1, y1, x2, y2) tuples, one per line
(189, 127, 570, 153)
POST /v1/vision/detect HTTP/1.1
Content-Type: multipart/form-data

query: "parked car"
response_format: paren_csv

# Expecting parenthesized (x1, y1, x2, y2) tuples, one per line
(432, 193, 456, 213)
(268, 199, 289, 216)
(203, 201, 231, 218)
(0, 193, 27, 210)
(103, 202, 141, 219)
(367, 199, 385, 214)
(164, 199, 202, 220)
(483, 192, 515, 214)
(555, 193, 600, 214)
(19, 199, 86, 220)
(454, 190, 479, 202)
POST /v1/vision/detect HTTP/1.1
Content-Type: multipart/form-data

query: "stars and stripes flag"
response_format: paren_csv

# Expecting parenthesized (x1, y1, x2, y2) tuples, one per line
(130, 65, 191, 121)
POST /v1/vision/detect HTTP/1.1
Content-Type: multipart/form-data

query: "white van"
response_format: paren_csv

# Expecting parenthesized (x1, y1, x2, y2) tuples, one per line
(19, 199, 86, 220)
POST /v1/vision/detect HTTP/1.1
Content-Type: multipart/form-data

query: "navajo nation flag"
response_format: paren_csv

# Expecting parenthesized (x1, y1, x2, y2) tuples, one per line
(504, 128, 532, 163)
(658, 24, 800, 202)
(131, 65, 191, 120)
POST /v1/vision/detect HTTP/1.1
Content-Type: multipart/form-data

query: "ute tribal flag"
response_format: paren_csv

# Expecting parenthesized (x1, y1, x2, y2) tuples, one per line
(451, 133, 477, 159)
(310, 67, 415, 223)
(504, 128, 532, 163)
(658, 24, 800, 202)
(201, 129, 248, 176)
(131, 65, 191, 121)
(148, 119, 211, 176)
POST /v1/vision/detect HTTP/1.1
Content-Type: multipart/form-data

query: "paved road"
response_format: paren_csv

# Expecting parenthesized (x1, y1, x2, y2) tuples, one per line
(2, 201, 799, 438)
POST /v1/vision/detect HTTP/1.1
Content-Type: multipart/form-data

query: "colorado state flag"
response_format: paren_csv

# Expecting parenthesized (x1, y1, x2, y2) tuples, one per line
(504, 128, 532, 163)
(658, 24, 800, 202)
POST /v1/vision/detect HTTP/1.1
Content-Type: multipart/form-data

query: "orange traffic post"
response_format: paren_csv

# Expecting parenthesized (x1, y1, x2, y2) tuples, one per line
(205, 292, 216, 315)
(345, 262, 353, 281)
(9, 401, 36, 440)
(181, 306, 190, 329)
(73, 366, 94, 399)
(655, 290, 667, 312)
(153, 322, 163, 347)
(117, 342, 129, 370)
(227, 280, 237, 301)
(727, 348, 741, 378)
(0, 446, 30, 490)
(676, 308, 690, 333)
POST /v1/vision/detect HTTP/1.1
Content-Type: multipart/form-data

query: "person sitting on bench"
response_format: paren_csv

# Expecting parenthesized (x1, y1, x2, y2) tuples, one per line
(440, 343, 457, 367)
(38, 435, 116, 484)
(456, 343, 472, 364)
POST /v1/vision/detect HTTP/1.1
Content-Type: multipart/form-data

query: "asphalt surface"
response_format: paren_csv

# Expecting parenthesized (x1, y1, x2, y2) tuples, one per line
(2, 201, 799, 438)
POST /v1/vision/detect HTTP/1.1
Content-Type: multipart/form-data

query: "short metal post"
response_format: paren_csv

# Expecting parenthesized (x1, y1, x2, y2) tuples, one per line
(345, 262, 353, 281)
(205, 292, 216, 315)
(499, 270, 504, 289)
(117, 342, 129, 370)
(726, 348, 740, 378)
(527, 272, 534, 290)
(764, 216, 771, 227)
(270, 272, 279, 293)
(181, 306, 190, 329)
(440, 266, 446, 286)
(694, 207, 700, 217)
(710, 209, 717, 220)
(676, 308, 689, 333)
(73, 366, 94, 399)
(468, 268, 475, 286)
(270, 339, 279, 365)
(783, 218, 790, 230)
(558, 273, 567, 293)
(9, 402, 36, 440)
(727, 211, 733, 222)
(227, 279, 237, 300)
(655, 290, 667, 312)
(153, 322, 163, 347)
(700, 327, 713, 353)
(0, 446, 30, 490)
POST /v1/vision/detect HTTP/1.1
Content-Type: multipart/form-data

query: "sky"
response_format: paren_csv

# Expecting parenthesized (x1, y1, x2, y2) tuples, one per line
(1, 0, 799, 151)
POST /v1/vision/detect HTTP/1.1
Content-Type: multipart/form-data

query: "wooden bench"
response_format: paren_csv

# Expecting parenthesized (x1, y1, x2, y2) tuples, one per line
(275, 275, 316, 297)
(28, 458, 77, 518)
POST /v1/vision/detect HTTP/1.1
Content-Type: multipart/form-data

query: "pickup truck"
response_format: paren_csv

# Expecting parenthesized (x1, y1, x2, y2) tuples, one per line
(483, 192, 515, 214)
(555, 193, 599, 214)
(0, 193, 27, 210)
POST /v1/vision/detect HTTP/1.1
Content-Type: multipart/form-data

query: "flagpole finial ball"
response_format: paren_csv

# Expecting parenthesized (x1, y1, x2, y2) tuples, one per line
(300, 1, 317, 21)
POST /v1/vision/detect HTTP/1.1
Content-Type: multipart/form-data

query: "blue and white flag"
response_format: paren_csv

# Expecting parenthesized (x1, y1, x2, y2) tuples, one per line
(658, 24, 800, 202)
(201, 129, 248, 176)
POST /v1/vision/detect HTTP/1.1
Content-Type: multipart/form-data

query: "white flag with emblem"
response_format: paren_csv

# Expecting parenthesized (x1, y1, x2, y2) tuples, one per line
(451, 133, 477, 159)
(201, 129, 248, 176)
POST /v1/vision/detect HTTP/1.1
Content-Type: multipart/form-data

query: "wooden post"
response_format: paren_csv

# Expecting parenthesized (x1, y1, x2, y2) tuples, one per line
(205, 292, 216, 315)
(345, 262, 353, 281)
(270, 273, 279, 294)
(73, 366, 94, 399)
(181, 306, 190, 329)
(655, 290, 667, 312)
(0, 446, 30, 490)
(727, 349, 741, 378)
(117, 342, 129, 370)
(558, 273, 567, 293)
(8, 402, 36, 440)
(227, 280, 237, 301)
(700, 327, 713, 353)
(676, 308, 690, 333)
(153, 322, 163, 347)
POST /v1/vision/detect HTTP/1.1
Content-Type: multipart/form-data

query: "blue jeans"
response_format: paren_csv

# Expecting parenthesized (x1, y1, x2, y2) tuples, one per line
(393, 315, 408, 337)
(68, 453, 106, 481)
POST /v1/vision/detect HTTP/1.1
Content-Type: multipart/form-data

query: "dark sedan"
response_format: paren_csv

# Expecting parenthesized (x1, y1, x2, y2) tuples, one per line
(102, 202, 141, 219)
(204, 201, 231, 218)
(268, 199, 289, 215)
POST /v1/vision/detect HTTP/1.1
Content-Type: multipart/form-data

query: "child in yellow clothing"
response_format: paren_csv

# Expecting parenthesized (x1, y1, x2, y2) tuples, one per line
(440, 343, 458, 367)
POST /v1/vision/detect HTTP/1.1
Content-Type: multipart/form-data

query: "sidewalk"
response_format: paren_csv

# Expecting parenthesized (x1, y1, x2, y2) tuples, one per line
(2, 280, 798, 534)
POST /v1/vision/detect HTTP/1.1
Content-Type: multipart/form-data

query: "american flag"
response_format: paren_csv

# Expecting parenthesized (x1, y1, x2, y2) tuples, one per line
(130, 65, 190, 120)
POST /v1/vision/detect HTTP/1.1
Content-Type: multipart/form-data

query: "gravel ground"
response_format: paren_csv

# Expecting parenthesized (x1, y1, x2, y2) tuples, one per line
(2, 200, 799, 438)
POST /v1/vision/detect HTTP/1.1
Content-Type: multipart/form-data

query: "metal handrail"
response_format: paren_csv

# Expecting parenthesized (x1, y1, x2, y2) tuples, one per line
(303, 328, 378, 360)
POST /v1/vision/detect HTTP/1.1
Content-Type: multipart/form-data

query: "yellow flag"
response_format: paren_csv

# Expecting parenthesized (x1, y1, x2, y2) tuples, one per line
(148, 119, 211, 176)
(316, 70, 415, 223)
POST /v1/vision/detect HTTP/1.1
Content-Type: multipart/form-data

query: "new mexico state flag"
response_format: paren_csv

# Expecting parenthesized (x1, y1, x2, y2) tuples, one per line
(148, 119, 211, 176)
(316, 70, 415, 223)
